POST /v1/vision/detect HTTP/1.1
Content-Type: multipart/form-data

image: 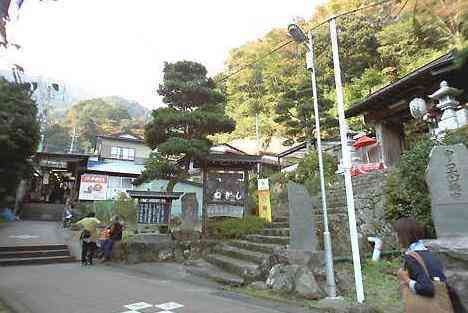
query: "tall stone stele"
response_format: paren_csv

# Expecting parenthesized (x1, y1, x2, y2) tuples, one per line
(425, 143, 468, 310)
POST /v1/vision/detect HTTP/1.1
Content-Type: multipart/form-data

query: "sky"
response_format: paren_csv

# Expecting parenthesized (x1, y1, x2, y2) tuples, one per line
(3, 0, 317, 109)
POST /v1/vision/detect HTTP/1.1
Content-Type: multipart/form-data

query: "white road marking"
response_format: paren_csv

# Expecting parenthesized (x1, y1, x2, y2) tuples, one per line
(8, 235, 39, 239)
(124, 302, 153, 310)
(155, 302, 184, 310)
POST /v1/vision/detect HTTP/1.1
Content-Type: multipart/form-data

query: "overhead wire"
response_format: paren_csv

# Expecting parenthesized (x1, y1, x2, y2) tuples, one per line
(215, 0, 402, 84)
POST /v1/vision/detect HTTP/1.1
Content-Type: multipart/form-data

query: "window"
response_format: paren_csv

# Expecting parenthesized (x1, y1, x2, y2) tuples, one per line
(111, 146, 135, 161)
(107, 176, 135, 200)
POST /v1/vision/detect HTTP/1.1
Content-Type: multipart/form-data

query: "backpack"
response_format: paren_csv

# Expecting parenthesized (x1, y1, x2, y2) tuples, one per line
(80, 229, 92, 243)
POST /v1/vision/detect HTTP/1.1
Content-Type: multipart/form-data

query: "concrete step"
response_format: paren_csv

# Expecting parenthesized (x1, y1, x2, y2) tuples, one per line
(0, 244, 68, 252)
(242, 234, 289, 245)
(261, 228, 290, 237)
(204, 254, 258, 278)
(227, 240, 279, 254)
(272, 216, 288, 223)
(0, 249, 70, 259)
(186, 260, 244, 286)
(0, 255, 76, 266)
(264, 222, 289, 229)
(213, 244, 268, 264)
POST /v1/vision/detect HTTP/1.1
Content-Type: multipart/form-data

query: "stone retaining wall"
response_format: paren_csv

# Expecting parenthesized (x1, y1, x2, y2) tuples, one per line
(272, 170, 397, 257)
(316, 170, 397, 257)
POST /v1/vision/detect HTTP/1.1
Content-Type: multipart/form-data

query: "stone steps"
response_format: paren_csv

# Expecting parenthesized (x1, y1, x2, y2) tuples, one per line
(0, 249, 70, 259)
(204, 254, 259, 279)
(185, 260, 244, 286)
(264, 222, 290, 229)
(261, 228, 290, 237)
(227, 240, 279, 254)
(0, 244, 76, 266)
(213, 244, 268, 264)
(0, 255, 76, 266)
(243, 234, 289, 245)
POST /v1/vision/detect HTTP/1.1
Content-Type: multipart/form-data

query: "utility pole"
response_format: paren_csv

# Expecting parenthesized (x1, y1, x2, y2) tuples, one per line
(329, 17, 365, 303)
(69, 127, 76, 154)
(256, 113, 261, 174)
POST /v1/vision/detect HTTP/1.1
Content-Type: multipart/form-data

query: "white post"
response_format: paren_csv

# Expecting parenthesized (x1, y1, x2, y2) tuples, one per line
(256, 113, 261, 173)
(69, 127, 76, 154)
(329, 18, 365, 303)
(307, 31, 337, 298)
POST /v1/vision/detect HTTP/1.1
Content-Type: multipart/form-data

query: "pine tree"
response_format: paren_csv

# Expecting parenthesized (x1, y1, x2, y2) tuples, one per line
(137, 61, 235, 191)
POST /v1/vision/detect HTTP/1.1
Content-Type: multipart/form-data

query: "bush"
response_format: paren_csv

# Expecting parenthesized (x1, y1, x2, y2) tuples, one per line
(386, 126, 468, 235)
(286, 150, 338, 196)
(113, 193, 137, 226)
(208, 216, 266, 239)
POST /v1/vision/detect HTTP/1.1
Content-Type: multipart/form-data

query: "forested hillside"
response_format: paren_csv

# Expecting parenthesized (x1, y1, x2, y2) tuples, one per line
(215, 0, 467, 146)
(43, 96, 148, 153)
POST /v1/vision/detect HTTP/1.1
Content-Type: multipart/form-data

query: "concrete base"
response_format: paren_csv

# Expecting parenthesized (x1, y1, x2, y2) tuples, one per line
(287, 249, 325, 271)
(425, 237, 468, 312)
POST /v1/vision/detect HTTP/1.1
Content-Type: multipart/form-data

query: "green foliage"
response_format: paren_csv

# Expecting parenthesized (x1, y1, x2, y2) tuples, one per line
(385, 136, 435, 230)
(65, 97, 145, 152)
(140, 61, 235, 190)
(112, 193, 137, 226)
(43, 123, 70, 153)
(0, 79, 40, 206)
(386, 126, 468, 234)
(208, 216, 266, 239)
(214, 0, 461, 145)
(287, 150, 338, 196)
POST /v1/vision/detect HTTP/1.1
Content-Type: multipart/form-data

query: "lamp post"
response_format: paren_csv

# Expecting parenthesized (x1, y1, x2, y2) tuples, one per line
(329, 17, 365, 303)
(288, 23, 337, 298)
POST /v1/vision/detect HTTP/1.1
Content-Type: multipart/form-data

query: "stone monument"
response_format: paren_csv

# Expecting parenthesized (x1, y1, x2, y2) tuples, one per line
(425, 144, 468, 311)
(287, 182, 323, 268)
(180, 193, 200, 231)
(426, 144, 468, 238)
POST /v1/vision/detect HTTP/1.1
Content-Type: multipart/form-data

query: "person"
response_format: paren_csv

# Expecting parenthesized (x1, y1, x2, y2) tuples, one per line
(101, 215, 123, 262)
(75, 212, 101, 265)
(395, 217, 464, 312)
(62, 199, 73, 228)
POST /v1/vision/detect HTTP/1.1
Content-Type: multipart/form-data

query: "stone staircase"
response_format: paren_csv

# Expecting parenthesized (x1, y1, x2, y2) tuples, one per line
(0, 244, 76, 266)
(187, 216, 290, 286)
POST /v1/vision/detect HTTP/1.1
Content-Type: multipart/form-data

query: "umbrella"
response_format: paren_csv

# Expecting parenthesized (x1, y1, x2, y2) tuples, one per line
(353, 135, 377, 149)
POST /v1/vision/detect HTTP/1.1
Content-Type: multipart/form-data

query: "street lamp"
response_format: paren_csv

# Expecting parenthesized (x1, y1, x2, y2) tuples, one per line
(288, 23, 338, 299)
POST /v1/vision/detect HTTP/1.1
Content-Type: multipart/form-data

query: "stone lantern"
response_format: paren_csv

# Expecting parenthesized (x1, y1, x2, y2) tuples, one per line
(429, 81, 463, 132)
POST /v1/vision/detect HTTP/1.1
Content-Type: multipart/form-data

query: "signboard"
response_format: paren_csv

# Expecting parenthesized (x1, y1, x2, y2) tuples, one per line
(258, 190, 272, 223)
(206, 170, 246, 217)
(79, 174, 108, 200)
(137, 200, 170, 224)
(207, 204, 244, 218)
(39, 159, 67, 169)
(258, 178, 269, 191)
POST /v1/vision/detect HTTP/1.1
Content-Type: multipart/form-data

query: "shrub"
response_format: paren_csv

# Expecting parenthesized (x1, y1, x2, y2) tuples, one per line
(208, 216, 266, 239)
(286, 150, 338, 196)
(113, 193, 137, 226)
(386, 126, 468, 235)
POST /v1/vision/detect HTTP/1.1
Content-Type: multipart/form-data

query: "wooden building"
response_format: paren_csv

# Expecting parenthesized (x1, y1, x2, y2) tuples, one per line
(345, 52, 468, 166)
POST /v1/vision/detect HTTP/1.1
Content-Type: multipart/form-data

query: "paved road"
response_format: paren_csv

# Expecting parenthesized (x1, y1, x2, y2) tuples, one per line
(0, 263, 311, 313)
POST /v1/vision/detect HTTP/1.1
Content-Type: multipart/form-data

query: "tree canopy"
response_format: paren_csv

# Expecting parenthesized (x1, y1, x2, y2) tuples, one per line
(214, 0, 465, 146)
(137, 61, 235, 190)
(0, 79, 40, 206)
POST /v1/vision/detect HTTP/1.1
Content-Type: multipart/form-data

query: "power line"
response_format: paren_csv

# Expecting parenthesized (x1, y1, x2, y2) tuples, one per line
(217, 40, 294, 83)
(215, 0, 401, 84)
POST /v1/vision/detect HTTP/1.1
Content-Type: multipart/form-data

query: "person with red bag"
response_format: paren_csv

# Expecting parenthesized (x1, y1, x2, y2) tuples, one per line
(101, 215, 123, 262)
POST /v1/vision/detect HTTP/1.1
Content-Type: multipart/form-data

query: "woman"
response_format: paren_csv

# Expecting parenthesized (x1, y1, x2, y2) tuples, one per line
(395, 217, 464, 312)
(101, 215, 123, 262)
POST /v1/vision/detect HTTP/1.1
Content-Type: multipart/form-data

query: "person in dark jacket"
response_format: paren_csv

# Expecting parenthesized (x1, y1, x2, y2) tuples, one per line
(101, 215, 123, 262)
(395, 217, 446, 297)
(395, 217, 466, 312)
